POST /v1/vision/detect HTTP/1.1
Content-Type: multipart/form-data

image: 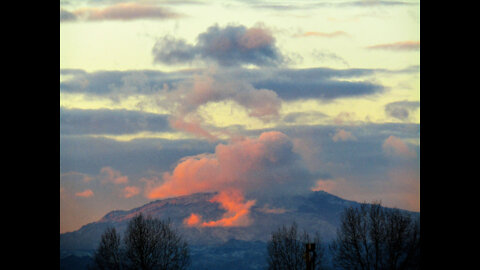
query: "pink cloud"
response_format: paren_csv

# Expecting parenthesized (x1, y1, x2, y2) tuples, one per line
(123, 186, 141, 198)
(162, 73, 282, 141)
(382, 136, 416, 158)
(75, 189, 94, 198)
(146, 131, 295, 199)
(296, 31, 348, 38)
(72, 3, 180, 21)
(100, 167, 129, 185)
(367, 41, 420, 51)
(239, 27, 275, 49)
(332, 129, 357, 142)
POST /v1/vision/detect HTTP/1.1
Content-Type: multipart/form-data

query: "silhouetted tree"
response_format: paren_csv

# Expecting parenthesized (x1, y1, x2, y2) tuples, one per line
(123, 214, 190, 270)
(90, 214, 190, 270)
(267, 222, 324, 270)
(91, 227, 124, 270)
(330, 202, 420, 270)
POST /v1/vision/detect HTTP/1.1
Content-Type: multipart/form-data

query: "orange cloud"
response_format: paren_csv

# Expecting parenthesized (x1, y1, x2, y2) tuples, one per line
(382, 136, 416, 158)
(183, 213, 203, 227)
(146, 131, 295, 200)
(75, 189, 94, 198)
(203, 189, 256, 227)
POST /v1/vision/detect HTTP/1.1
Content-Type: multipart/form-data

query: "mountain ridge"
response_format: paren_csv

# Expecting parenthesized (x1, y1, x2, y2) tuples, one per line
(61, 190, 418, 251)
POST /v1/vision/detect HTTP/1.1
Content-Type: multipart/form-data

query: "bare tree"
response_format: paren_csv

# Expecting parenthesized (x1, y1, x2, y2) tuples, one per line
(91, 227, 124, 270)
(123, 214, 190, 270)
(90, 214, 190, 270)
(330, 202, 420, 270)
(267, 222, 324, 270)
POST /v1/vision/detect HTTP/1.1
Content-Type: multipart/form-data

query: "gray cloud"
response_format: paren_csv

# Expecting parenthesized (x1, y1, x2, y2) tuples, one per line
(60, 8, 77, 22)
(385, 100, 420, 121)
(60, 108, 171, 135)
(60, 69, 194, 96)
(60, 66, 392, 102)
(152, 36, 198, 65)
(152, 24, 284, 67)
(60, 135, 218, 176)
(244, 122, 420, 177)
(245, 67, 385, 100)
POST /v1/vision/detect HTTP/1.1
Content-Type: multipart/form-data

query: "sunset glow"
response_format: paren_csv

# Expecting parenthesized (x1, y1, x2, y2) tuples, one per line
(60, 0, 420, 234)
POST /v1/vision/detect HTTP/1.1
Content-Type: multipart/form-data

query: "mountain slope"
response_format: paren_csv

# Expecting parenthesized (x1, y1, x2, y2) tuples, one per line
(60, 191, 419, 269)
(60, 191, 363, 251)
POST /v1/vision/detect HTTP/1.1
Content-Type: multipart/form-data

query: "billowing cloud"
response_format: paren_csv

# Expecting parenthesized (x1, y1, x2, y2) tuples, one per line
(366, 41, 420, 51)
(62, 3, 181, 22)
(152, 24, 284, 67)
(385, 100, 419, 121)
(150, 131, 311, 227)
(382, 135, 416, 158)
(146, 131, 312, 200)
(161, 72, 282, 140)
(75, 189, 94, 198)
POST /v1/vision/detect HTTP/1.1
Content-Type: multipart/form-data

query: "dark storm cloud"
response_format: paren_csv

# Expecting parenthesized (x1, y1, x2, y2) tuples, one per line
(60, 108, 171, 135)
(152, 24, 284, 67)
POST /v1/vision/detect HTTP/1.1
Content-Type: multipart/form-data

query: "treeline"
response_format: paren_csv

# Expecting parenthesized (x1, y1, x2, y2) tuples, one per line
(89, 202, 420, 270)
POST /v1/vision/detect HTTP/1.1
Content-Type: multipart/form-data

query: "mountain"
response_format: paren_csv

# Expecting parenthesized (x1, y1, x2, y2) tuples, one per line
(60, 191, 419, 269)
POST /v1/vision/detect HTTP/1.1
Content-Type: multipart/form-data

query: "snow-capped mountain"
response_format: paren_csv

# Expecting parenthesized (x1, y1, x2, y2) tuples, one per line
(60, 190, 419, 270)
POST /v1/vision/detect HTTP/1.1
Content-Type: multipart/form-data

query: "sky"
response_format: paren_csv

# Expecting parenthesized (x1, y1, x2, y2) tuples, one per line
(60, 0, 420, 234)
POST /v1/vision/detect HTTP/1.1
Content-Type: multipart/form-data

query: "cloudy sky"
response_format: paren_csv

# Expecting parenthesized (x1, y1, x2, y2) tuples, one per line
(60, 0, 420, 233)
